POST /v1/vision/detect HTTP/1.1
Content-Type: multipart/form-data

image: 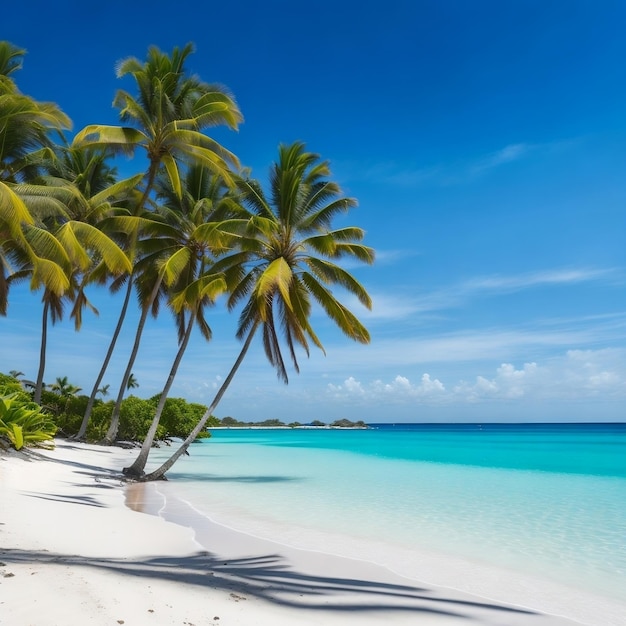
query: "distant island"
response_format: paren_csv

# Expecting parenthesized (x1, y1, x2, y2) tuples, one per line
(212, 417, 369, 429)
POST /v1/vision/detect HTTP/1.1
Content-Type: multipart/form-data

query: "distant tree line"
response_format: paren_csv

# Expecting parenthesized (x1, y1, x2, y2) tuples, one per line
(219, 416, 369, 428)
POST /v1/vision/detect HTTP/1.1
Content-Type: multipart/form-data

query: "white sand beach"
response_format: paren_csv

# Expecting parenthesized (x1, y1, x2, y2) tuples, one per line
(1, 440, 623, 626)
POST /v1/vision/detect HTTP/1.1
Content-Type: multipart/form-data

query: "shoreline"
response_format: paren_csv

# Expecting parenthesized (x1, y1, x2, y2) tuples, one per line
(1, 440, 623, 625)
(147, 475, 626, 626)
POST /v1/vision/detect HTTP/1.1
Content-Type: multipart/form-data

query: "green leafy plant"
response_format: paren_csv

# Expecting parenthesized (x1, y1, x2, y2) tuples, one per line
(0, 393, 57, 450)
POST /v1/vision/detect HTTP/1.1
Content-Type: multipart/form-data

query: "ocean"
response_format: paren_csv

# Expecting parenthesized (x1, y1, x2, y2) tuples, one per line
(145, 423, 626, 606)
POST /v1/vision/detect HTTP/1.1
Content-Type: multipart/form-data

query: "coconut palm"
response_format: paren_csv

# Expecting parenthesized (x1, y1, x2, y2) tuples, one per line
(12, 146, 135, 405)
(0, 47, 127, 405)
(73, 43, 242, 444)
(0, 41, 24, 79)
(141, 142, 374, 480)
(27, 224, 130, 404)
(50, 375, 82, 397)
(75, 190, 145, 440)
(122, 167, 236, 477)
(126, 373, 139, 390)
(0, 42, 71, 316)
(0, 42, 70, 184)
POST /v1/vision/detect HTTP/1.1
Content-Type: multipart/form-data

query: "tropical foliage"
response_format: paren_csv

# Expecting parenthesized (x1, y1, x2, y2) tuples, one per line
(0, 40, 373, 479)
(0, 392, 56, 450)
(0, 372, 214, 443)
(140, 143, 373, 480)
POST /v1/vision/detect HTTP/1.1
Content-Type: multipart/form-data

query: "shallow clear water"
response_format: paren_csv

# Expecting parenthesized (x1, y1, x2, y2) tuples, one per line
(146, 423, 626, 602)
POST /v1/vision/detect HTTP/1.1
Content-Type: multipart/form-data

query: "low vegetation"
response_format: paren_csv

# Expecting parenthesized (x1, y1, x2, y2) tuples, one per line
(0, 392, 57, 451)
(218, 416, 368, 428)
(0, 372, 368, 451)
(0, 372, 215, 447)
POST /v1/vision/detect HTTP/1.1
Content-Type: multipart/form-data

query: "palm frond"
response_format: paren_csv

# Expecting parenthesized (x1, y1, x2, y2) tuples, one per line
(255, 257, 293, 318)
(90, 172, 143, 207)
(160, 247, 191, 286)
(301, 272, 370, 343)
(0, 182, 34, 235)
(303, 258, 372, 308)
(61, 221, 132, 274)
(29, 257, 70, 295)
(72, 125, 146, 155)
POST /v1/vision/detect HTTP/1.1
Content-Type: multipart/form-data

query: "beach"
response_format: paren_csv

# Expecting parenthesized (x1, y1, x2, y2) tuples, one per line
(1, 439, 623, 626)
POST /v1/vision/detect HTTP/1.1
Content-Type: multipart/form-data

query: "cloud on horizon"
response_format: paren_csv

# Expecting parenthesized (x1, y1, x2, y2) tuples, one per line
(323, 348, 626, 406)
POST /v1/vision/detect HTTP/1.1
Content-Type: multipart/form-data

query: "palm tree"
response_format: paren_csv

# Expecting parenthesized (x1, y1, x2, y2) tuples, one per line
(0, 45, 130, 406)
(122, 167, 235, 477)
(141, 142, 374, 480)
(0, 41, 25, 79)
(0, 42, 71, 184)
(126, 373, 139, 390)
(0, 42, 72, 317)
(13, 146, 134, 405)
(73, 43, 242, 445)
(32, 282, 71, 404)
(50, 375, 82, 397)
(75, 193, 144, 440)
(26, 223, 130, 404)
(97, 384, 110, 398)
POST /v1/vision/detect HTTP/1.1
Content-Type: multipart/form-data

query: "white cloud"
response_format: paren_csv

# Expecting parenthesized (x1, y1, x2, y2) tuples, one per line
(348, 141, 541, 188)
(454, 362, 539, 401)
(462, 268, 617, 293)
(324, 348, 626, 406)
(358, 267, 621, 324)
(328, 372, 446, 403)
(468, 143, 532, 176)
(366, 293, 429, 320)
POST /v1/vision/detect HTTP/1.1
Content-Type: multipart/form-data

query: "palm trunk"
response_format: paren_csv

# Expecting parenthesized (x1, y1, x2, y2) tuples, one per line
(33, 298, 49, 405)
(101, 159, 162, 445)
(76, 277, 133, 439)
(141, 322, 258, 481)
(123, 310, 197, 477)
(102, 275, 163, 444)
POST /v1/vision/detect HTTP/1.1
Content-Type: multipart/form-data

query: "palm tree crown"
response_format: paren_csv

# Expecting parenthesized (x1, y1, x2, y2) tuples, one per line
(223, 141, 374, 381)
(140, 142, 374, 480)
(73, 43, 242, 199)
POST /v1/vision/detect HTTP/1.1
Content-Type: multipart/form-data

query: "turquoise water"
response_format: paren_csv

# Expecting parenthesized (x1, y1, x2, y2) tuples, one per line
(146, 423, 626, 602)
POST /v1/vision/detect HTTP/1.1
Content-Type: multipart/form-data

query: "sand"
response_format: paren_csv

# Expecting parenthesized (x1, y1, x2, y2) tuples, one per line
(0, 440, 622, 626)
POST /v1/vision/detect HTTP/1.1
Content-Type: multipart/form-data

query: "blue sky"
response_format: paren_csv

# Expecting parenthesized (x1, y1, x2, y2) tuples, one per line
(2, 1, 625, 422)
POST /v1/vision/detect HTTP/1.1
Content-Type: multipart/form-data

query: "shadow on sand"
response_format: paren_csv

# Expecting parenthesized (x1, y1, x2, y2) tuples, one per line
(1, 546, 539, 620)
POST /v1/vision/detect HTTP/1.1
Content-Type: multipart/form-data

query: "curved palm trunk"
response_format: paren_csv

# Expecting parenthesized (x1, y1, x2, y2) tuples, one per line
(101, 160, 163, 445)
(141, 322, 258, 481)
(33, 299, 49, 405)
(123, 310, 196, 478)
(102, 275, 163, 444)
(76, 277, 133, 439)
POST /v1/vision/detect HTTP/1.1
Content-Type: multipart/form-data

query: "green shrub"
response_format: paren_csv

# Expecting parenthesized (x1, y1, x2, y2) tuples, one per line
(87, 402, 114, 441)
(37, 390, 213, 444)
(156, 397, 210, 439)
(0, 373, 25, 397)
(0, 393, 57, 450)
(50, 395, 92, 437)
(39, 389, 63, 416)
(206, 415, 221, 428)
(118, 395, 154, 441)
